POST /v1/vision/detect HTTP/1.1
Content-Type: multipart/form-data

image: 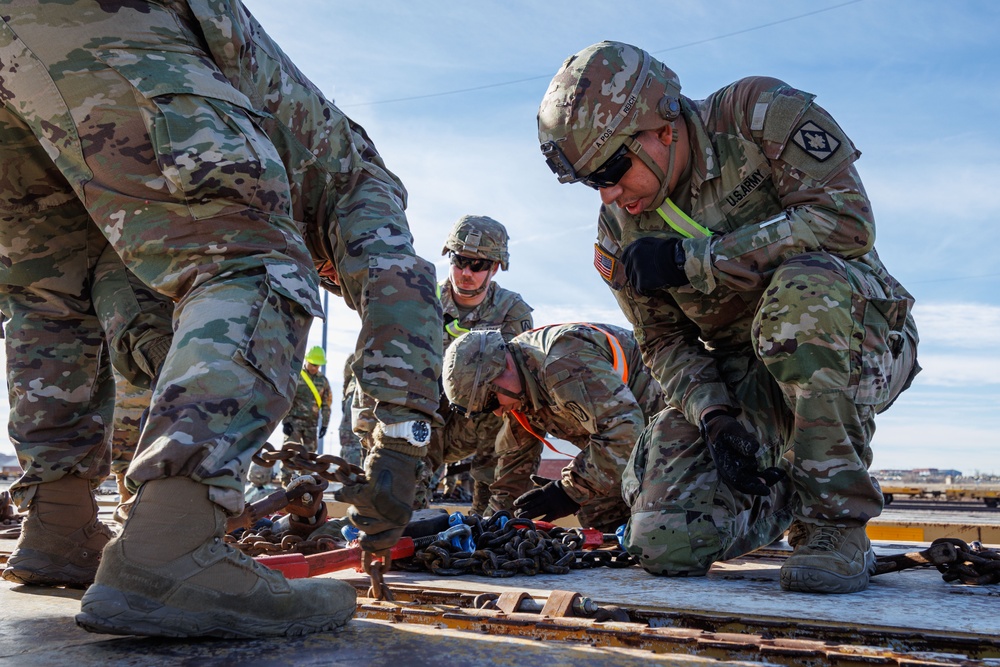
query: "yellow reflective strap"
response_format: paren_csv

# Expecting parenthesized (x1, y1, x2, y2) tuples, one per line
(445, 320, 470, 338)
(655, 198, 712, 239)
(300, 369, 322, 408)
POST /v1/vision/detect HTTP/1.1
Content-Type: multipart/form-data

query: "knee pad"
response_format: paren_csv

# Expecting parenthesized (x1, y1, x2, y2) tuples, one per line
(623, 508, 721, 576)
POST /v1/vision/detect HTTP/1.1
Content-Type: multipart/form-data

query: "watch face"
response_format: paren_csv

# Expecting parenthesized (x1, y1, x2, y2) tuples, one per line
(412, 420, 431, 444)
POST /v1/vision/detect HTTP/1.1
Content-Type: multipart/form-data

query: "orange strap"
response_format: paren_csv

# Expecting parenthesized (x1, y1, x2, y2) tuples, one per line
(525, 322, 629, 383)
(510, 410, 578, 458)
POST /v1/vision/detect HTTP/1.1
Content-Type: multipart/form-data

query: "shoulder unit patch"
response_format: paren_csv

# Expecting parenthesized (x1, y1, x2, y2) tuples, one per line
(792, 120, 841, 161)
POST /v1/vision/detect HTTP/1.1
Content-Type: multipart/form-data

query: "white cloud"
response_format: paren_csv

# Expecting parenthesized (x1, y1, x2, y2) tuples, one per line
(912, 303, 1000, 350)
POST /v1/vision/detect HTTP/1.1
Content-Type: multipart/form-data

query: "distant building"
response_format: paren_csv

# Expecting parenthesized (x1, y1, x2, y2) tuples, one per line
(0, 453, 21, 480)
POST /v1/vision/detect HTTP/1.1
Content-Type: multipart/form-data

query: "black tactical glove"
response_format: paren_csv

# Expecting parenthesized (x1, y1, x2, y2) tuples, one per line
(282, 421, 293, 436)
(513, 476, 581, 522)
(620, 236, 689, 295)
(335, 444, 418, 551)
(318, 426, 327, 438)
(700, 409, 785, 496)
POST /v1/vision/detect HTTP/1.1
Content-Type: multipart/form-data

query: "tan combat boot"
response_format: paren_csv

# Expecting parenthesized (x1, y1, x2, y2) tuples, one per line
(2, 476, 112, 587)
(76, 476, 356, 638)
(780, 523, 875, 594)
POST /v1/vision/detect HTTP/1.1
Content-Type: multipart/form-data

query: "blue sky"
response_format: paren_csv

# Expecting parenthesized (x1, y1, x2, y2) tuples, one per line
(2, 0, 998, 474)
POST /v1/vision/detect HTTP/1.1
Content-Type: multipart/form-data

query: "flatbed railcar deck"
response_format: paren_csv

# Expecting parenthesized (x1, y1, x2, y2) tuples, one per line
(2, 507, 998, 666)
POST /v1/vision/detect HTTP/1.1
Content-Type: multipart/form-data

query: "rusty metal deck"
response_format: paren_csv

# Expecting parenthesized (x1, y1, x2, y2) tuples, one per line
(2, 539, 997, 666)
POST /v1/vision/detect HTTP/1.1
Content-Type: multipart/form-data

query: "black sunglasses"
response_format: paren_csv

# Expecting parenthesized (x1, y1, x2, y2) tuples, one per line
(451, 253, 494, 272)
(479, 390, 500, 414)
(582, 143, 632, 190)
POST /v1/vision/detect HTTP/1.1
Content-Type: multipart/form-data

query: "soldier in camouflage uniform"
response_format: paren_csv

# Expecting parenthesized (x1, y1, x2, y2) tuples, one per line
(0, 0, 441, 638)
(432, 215, 533, 513)
(339, 354, 364, 467)
(444, 325, 664, 532)
(281, 346, 333, 454)
(536, 42, 920, 593)
(279, 345, 333, 485)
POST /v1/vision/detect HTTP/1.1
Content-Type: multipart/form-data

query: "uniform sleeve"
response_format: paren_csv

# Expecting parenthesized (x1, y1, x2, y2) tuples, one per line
(543, 343, 648, 504)
(489, 417, 543, 512)
(321, 121, 444, 426)
(685, 77, 875, 295)
(196, 4, 443, 427)
(499, 296, 535, 340)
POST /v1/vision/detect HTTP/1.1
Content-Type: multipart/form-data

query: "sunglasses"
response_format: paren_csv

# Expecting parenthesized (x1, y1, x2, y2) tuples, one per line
(451, 253, 494, 272)
(582, 143, 632, 190)
(479, 390, 500, 414)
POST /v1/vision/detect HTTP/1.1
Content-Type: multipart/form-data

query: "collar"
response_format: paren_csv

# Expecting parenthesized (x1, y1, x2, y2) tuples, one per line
(508, 344, 543, 413)
(680, 96, 720, 197)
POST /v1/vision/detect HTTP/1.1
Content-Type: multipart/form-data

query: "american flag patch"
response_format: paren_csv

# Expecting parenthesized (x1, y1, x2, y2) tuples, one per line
(593, 243, 616, 283)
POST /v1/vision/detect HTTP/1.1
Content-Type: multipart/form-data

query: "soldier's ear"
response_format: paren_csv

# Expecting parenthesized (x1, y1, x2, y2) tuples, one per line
(654, 123, 674, 148)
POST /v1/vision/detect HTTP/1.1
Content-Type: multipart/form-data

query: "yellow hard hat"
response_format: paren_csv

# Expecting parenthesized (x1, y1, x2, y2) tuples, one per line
(304, 346, 326, 365)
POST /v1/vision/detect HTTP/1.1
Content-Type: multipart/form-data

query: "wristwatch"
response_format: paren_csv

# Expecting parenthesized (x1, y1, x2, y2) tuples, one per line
(381, 420, 432, 447)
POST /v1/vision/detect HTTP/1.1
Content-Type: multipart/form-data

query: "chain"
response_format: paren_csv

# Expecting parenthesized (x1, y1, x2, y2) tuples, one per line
(362, 551, 396, 601)
(252, 442, 365, 487)
(873, 537, 1000, 585)
(396, 511, 635, 577)
(225, 529, 343, 557)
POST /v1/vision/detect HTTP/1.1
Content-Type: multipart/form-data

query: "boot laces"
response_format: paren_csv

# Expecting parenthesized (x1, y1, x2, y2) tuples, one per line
(807, 526, 845, 552)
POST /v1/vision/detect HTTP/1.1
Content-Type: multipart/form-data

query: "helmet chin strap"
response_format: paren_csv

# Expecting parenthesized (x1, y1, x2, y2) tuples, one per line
(453, 273, 492, 298)
(623, 127, 678, 213)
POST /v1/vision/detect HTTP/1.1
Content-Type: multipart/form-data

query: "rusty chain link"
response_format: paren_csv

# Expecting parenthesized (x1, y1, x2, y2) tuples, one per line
(874, 537, 1000, 584)
(224, 442, 366, 557)
(252, 442, 366, 487)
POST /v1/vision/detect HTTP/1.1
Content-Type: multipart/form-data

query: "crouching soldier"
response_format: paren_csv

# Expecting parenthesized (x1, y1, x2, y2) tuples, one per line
(443, 324, 664, 532)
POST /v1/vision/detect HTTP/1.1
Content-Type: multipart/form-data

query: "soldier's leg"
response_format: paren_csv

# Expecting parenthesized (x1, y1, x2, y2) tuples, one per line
(754, 252, 919, 593)
(92, 246, 167, 501)
(338, 391, 363, 467)
(622, 403, 794, 576)
(0, 102, 114, 587)
(1, 2, 354, 635)
(109, 369, 150, 503)
(92, 244, 173, 392)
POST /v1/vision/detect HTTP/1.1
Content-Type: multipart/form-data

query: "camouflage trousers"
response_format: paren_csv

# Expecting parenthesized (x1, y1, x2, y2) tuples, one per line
(439, 405, 502, 514)
(109, 370, 150, 499)
(623, 253, 920, 575)
(0, 2, 321, 513)
(95, 244, 169, 499)
(338, 393, 364, 467)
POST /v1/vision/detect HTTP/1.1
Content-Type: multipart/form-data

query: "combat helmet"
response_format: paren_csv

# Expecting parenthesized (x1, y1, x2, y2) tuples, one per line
(443, 330, 508, 415)
(441, 215, 510, 271)
(304, 346, 326, 366)
(537, 41, 682, 209)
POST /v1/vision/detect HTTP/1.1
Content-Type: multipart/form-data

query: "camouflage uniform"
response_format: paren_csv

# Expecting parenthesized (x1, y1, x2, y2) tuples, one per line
(0, 0, 441, 515)
(434, 279, 533, 511)
(539, 45, 919, 574)
(484, 323, 664, 532)
(339, 355, 364, 467)
(283, 367, 333, 456)
(91, 244, 169, 498)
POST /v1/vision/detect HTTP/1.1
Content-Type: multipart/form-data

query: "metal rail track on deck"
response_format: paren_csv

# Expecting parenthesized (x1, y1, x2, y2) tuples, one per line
(348, 583, 999, 666)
